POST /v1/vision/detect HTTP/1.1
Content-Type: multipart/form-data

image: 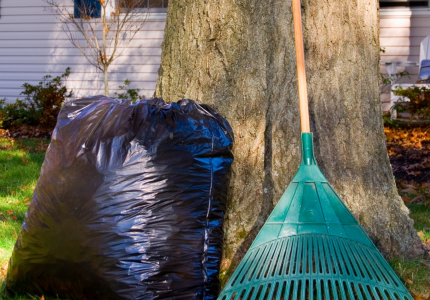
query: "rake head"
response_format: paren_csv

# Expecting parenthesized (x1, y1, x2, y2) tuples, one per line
(218, 133, 413, 300)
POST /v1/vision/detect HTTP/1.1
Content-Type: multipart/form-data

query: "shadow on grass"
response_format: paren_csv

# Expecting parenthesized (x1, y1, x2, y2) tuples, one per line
(0, 137, 51, 300)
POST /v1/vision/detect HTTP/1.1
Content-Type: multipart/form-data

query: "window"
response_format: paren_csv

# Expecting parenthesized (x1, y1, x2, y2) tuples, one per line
(122, 0, 168, 8)
(380, 0, 429, 8)
(74, 0, 102, 18)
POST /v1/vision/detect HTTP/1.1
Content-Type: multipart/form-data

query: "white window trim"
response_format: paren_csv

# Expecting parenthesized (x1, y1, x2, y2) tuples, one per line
(380, 7, 430, 18)
(106, 1, 167, 21)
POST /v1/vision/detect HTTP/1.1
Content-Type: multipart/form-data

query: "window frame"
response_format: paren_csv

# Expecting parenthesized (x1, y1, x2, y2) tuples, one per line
(74, 0, 102, 19)
(379, 0, 430, 9)
(72, 0, 168, 20)
(118, 0, 168, 11)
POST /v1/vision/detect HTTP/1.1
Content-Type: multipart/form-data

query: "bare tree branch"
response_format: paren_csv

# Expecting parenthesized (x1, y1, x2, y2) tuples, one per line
(44, 0, 150, 96)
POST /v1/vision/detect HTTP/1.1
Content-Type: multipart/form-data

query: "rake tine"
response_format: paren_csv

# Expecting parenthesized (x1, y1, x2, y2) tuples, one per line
(292, 280, 300, 300)
(253, 244, 273, 282)
(275, 239, 289, 278)
(327, 238, 343, 277)
(265, 281, 277, 300)
(354, 284, 370, 300)
(337, 238, 359, 278)
(353, 243, 381, 284)
(336, 280, 348, 300)
(345, 241, 373, 281)
(301, 280, 307, 300)
(262, 243, 279, 279)
(258, 283, 270, 300)
(269, 240, 286, 279)
(363, 247, 400, 288)
(241, 247, 265, 285)
(343, 281, 356, 300)
(323, 279, 331, 300)
(287, 237, 299, 276)
(280, 239, 293, 277)
(294, 236, 304, 275)
(241, 286, 254, 300)
(332, 239, 350, 277)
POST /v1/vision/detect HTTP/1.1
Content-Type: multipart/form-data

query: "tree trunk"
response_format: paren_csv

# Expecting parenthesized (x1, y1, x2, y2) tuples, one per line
(155, 0, 425, 284)
(103, 68, 109, 97)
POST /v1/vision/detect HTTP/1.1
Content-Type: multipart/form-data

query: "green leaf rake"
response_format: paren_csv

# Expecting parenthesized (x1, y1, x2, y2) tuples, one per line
(217, 1, 414, 300)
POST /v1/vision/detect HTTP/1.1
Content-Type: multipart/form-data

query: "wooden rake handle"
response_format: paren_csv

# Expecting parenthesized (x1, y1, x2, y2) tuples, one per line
(292, 0, 310, 133)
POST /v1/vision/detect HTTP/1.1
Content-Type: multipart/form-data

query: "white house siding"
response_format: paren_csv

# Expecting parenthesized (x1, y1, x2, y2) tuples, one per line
(380, 9, 430, 111)
(1, 3, 427, 108)
(0, 0, 166, 101)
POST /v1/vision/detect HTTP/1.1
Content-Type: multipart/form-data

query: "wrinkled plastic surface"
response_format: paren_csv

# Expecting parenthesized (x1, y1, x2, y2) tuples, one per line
(5, 96, 234, 300)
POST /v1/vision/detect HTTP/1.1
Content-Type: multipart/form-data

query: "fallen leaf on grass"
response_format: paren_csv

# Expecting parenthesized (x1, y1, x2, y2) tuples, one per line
(407, 278, 414, 284)
(6, 210, 13, 215)
(11, 216, 17, 220)
(13, 200, 19, 204)
(411, 195, 425, 203)
(13, 232, 18, 239)
(0, 129, 7, 137)
(0, 260, 8, 280)
(6, 154, 11, 160)
(37, 140, 48, 153)
(401, 187, 419, 194)
(407, 170, 422, 176)
(21, 156, 28, 164)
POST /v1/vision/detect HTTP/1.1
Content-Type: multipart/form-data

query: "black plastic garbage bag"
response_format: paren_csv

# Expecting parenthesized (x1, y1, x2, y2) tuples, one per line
(4, 97, 234, 300)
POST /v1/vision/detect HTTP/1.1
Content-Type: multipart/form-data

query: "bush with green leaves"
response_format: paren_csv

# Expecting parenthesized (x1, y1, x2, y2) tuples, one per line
(393, 85, 430, 123)
(382, 112, 399, 127)
(114, 79, 145, 103)
(0, 68, 73, 131)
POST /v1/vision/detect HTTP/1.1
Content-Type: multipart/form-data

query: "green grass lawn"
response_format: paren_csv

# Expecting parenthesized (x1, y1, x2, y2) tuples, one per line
(0, 137, 64, 300)
(0, 138, 45, 265)
(0, 136, 429, 299)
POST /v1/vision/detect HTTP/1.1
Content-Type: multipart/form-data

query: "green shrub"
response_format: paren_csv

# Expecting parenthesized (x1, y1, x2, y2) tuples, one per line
(0, 68, 73, 131)
(114, 79, 145, 103)
(393, 86, 430, 122)
(382, 112, 399, 127)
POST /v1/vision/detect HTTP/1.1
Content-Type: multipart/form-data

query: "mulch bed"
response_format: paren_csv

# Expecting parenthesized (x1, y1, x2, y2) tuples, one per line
(386, 126, 430, 184)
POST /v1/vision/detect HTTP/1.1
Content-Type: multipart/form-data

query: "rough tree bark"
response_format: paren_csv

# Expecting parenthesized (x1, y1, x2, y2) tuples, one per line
(155, 0, 425, 284)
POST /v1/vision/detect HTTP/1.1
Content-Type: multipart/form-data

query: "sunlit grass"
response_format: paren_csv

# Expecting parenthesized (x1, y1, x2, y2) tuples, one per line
(0, 138, 44, 263)
(388, 198, 430, 297)
(389, 258, 430, 297)
(408, 204, 430, 242)
(0, 137, 54, 300)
